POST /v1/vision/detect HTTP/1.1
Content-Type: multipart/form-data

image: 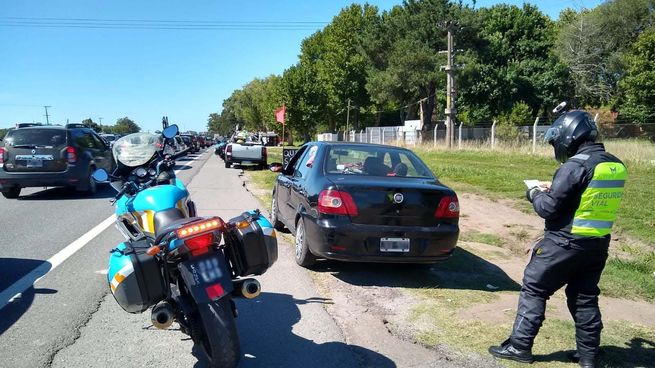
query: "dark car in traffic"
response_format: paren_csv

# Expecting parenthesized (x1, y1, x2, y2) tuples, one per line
(0, 125, 114, 198)
(181, 134, 199, 153)
(270, 142, 459, 267)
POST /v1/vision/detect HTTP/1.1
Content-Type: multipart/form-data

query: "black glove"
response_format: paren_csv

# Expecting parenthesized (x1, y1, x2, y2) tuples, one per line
(526, 187, 540, 203)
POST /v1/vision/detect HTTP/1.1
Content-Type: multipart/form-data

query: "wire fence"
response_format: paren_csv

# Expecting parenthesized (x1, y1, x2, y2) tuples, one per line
(317, 121, 655, 152)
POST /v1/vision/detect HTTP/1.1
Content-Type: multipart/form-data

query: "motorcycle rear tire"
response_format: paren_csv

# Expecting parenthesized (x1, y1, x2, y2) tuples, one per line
(194, 296, 240, 368)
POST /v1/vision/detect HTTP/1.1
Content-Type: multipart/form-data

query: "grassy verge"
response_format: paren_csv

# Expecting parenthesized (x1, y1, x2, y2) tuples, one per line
(415, 147, 655, 301)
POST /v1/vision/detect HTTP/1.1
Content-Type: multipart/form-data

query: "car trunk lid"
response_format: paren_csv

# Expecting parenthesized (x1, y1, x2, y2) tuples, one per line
(2, 129, 69, 172)
(328, 176, 456, 226)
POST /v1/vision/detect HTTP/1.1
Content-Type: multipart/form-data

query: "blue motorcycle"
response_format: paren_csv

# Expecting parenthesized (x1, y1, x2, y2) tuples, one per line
(93, 124, 277, 368)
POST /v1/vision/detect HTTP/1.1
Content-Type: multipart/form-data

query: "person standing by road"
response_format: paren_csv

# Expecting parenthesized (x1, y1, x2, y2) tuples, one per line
(488, 110, 627, 368)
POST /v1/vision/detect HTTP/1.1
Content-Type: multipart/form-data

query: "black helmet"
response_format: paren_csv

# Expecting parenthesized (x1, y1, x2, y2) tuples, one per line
(544, 110, 598, 163)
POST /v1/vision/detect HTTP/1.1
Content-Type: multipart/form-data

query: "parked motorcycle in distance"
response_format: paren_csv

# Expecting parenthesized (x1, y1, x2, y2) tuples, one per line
(93, 124, 278, 368)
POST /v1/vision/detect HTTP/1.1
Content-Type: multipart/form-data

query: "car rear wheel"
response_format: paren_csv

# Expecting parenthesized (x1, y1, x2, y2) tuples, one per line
(77, 169, 97, 195)
(294, 219, 316, 267)
(2, 187, 21, 199)
(270, 196, 285, 231)
(224, 161, 231, 169)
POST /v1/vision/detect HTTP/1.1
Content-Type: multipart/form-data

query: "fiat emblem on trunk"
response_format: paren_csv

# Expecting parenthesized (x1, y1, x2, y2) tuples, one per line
(393, 193, 404, 204)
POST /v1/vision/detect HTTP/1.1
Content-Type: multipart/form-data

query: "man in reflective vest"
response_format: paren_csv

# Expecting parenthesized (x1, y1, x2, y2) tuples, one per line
(489, 110, 627, 368)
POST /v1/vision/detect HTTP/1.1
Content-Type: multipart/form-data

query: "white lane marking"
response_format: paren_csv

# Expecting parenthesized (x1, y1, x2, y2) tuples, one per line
(0, 215, 116, 310)
(0, 151, 209, 311)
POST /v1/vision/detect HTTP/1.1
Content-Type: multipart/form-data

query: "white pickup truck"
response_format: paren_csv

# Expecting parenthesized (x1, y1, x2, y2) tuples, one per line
(224, 140, 267, 170)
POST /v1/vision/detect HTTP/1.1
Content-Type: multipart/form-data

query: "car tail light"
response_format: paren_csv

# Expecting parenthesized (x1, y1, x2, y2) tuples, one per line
(318, 189, 359, 217)
(0, 147, 5, 164)
(262, 146, 267, 162)
(226, 145, 232, 156)
(435, 195, 459, 218)
(66, 146, 77, 164)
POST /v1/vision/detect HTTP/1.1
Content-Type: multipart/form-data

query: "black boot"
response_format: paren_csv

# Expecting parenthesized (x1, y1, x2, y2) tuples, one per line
(488, 339, 534, 364)
(578, 356, 595, 368)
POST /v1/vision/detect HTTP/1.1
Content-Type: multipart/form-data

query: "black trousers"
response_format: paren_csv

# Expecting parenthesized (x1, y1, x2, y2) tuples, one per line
(509, 235, 609, 358)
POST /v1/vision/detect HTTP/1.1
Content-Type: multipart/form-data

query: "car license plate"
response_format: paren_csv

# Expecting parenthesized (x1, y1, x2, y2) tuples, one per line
(27, 159, 43, 168)
(242, 161, 252, 165)
(380, 237, 410, 252)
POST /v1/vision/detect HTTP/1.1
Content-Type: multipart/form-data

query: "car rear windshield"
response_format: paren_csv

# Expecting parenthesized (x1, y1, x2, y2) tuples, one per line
(325, 145, 433, 178)
(3, 129, 67, 148)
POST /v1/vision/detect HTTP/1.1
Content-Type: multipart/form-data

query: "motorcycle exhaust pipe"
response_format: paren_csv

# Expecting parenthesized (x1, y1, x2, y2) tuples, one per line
(232, 278, 261, 299)
(151, 301, 175, 330)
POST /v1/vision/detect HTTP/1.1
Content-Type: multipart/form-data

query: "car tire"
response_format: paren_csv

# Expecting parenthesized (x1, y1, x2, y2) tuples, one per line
(77, 168, 97, 195)
(294, 219, 316, 268)
(224, 161, 231, 169)
(2, 187, 21, 199)
(270, 195, 285, 231)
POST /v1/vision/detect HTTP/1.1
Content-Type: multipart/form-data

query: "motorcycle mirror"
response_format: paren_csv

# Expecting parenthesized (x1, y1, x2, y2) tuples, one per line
(552, 101, 567, 115)
(92, 168, 109, 183)
(162, 124, 179, 139)
(269, 162, 284, 172)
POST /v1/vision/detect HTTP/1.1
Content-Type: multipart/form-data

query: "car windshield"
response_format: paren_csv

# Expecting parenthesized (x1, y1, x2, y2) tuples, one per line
(325, 145, 433, 178)
(4, 128, 67, 148)
(112, 132, 162, 167)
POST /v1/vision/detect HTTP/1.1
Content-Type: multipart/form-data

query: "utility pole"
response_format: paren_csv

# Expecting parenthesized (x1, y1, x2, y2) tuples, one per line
(346, 98, 351, 142)
(439, 21, 457, 149)
(43, 105, 51, 125)
(98, 117, 104, 133)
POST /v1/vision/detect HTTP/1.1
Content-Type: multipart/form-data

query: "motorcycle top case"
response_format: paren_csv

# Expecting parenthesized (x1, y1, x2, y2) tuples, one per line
(107, 239, 166, 313)
(224, 210, 278, 277)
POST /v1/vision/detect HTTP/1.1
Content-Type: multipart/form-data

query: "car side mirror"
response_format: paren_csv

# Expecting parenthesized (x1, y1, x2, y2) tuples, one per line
(92, 168, 109, 183)
(269, 162, 283, 172)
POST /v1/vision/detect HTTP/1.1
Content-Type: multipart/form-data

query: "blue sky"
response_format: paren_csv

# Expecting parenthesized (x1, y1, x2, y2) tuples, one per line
(1, 0, 603, 132)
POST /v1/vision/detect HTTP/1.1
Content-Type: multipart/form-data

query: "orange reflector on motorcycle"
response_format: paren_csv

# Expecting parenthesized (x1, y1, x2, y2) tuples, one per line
(176, 217, 224, 239)
(146, 245, 161, 256)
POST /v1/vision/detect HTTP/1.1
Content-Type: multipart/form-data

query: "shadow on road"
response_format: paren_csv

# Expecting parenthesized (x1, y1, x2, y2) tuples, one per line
(174, 165, 192, 171)
(192, 292, 396, 368)
(16, 185, 116, 201)
(535, 337, 655, 368)
(0, 258, 57, 336)
(310, 247, 521, 293)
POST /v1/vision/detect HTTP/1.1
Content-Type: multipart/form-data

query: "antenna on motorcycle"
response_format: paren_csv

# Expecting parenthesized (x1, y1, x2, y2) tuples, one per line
(552, 101, 567, 115)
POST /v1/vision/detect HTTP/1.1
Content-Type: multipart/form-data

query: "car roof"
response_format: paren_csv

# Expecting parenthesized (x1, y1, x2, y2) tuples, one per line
(311, 141, 415, 152)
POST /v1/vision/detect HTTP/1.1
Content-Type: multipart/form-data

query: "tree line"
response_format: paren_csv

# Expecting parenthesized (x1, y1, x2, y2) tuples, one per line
(207, 0, 655, 141)
(81, 117, 141, 135)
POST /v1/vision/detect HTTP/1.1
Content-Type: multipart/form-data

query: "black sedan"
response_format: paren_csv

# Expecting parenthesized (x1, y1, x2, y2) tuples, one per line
(270, 142, 459, 267)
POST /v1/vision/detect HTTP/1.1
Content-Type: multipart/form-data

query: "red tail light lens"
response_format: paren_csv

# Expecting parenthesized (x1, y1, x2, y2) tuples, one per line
(66, 146, 77, 164)
(435, 195, 459, 218)
(0, 147, 5, 164)
(184, 232, 214, 256)
(226, 145, 232, 156)
(318, 189, 359, 217)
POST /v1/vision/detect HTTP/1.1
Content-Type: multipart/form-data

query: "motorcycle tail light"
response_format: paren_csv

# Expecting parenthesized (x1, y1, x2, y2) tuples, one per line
(184, 233, 214, 256)
(176, 217, 224, 239)
(435, 195, 459, 219)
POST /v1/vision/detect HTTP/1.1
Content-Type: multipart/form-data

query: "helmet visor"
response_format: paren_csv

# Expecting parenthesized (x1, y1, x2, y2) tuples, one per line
(544, 126, 561, 144)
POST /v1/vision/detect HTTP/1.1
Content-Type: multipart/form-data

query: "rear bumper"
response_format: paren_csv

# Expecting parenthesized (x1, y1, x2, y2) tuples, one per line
(303, 216, 458, 263)
(226, 156, 265, 165)
(0, 164, 88, 190)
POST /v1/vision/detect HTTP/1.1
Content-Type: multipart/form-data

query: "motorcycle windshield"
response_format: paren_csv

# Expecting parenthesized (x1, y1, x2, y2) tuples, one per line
(112, 133, 162, 167)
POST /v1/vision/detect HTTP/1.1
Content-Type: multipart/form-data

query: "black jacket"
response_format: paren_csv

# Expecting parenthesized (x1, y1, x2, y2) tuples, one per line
(531, 143, 621, 244)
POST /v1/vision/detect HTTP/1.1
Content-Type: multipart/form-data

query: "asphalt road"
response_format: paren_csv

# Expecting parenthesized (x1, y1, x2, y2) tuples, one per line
(0, 151, 382, 368)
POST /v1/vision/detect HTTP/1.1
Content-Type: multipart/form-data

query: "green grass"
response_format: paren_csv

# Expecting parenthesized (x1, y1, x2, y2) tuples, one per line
(459, 230, 505, 247)
(415, 148, 655, 301)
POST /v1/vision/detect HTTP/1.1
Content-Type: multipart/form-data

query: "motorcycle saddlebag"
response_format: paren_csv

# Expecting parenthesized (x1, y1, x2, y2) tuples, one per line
(224, 210, 278, 277)
(107, 239, 166, 313)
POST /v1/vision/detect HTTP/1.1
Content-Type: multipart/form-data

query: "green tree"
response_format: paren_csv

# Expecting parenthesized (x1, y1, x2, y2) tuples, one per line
(619, 26, 655, 123)
(112, 117, 141, 135)
(81, 118, 102, 133)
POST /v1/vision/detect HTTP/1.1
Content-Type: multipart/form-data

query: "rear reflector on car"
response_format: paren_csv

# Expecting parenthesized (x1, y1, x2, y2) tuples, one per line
(66, 146, 77, 164)
(0, 147, 5, 164)
(318, 189, 359, 217)
(435, 195, 459, 218)
(226, 145, 232, 156)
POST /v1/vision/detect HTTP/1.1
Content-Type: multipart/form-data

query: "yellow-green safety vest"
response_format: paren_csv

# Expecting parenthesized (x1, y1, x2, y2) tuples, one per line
(571, 160, 627, 237)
